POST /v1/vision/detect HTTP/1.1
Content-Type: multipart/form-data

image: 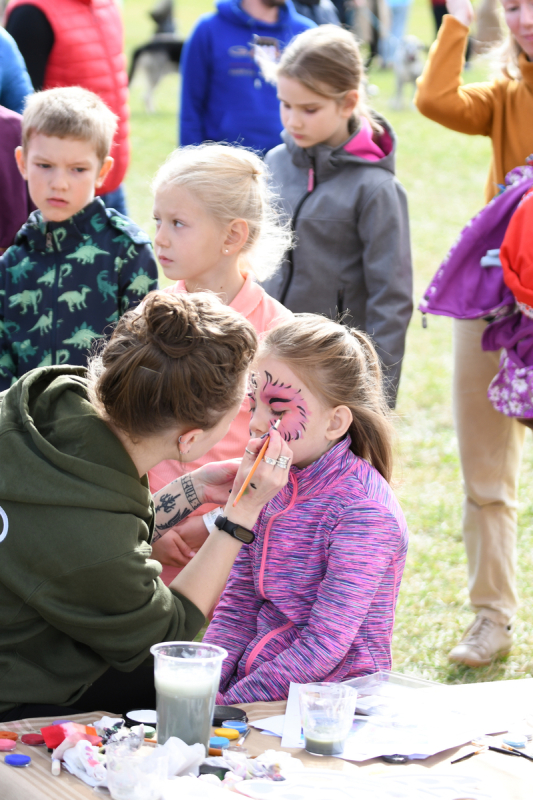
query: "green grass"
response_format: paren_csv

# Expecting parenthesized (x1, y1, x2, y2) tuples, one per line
(123, 1, 533, 683)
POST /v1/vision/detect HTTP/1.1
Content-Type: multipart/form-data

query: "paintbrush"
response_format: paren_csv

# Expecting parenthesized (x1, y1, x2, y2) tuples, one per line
(501, 743, 533, 762)
(451, 746, 487, 764)
(233, 420, 280, 507)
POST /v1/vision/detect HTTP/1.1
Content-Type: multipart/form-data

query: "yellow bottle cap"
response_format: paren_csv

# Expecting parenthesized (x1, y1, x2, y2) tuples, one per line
(213, 727, 240, 740)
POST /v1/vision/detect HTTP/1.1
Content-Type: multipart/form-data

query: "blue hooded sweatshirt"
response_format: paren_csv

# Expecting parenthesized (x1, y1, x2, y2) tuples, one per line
(0, 27, 33, 114)
(179, 0, 314, 154)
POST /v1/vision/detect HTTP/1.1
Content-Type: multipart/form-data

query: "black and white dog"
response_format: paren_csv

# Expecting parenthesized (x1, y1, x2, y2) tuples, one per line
(390, 35, 426, 110)
(128, 0, 184, 113)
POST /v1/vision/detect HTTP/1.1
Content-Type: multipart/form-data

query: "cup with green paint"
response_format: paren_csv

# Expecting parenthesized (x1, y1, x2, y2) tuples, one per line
(299, 682, 357, 756)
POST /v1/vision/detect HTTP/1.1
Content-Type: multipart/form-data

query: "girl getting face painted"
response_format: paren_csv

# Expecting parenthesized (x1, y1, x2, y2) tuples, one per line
(249, 356, 350, 468)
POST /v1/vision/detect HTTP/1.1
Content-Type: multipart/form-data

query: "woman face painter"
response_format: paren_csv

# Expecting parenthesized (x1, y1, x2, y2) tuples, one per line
(0, 291, 292, 722)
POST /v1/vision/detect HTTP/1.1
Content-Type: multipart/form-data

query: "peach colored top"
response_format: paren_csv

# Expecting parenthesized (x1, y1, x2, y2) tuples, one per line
(149, 273, 291, 494)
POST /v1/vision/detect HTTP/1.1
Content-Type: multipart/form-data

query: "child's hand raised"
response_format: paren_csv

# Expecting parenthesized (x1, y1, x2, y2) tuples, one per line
(446, 0, 474, 27)
(151, 527, 197, 567)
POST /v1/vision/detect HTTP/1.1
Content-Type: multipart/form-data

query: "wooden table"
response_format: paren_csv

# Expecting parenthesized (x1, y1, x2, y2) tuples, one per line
(0, 701, 530, 799)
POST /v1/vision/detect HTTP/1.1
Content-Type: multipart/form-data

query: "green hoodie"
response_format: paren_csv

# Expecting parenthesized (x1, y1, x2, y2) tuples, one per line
(0, 366, 205, 714)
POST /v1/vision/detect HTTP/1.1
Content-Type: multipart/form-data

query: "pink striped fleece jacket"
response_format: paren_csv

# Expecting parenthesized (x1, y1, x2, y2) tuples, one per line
(204, 436, 409, 704)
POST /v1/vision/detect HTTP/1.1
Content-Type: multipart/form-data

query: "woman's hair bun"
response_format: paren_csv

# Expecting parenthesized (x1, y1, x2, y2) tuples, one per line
(87, 290, 257, 439)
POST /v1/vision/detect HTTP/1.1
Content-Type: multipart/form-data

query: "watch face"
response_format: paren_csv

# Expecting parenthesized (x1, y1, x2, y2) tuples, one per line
(234, 525, 255, 544)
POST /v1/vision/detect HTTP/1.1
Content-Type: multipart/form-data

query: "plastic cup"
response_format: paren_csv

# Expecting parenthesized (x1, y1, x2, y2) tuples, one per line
(299, 682, 358, 756)
(150, 641, 227, 748)
(106, 740, 168, 800)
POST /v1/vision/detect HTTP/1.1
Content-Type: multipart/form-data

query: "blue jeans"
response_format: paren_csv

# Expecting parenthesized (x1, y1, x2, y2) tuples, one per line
(382, 4, 410, 65)
(100, 184, 128, 216)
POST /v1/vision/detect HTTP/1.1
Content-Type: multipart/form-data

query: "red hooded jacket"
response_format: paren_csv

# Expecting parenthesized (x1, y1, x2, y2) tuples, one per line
(500, 188, 533, 312)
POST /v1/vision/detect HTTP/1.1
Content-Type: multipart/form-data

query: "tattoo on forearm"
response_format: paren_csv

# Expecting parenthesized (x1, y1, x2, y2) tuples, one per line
(153, 507, 193, 541)
(155, 493, 177, 515)
(182, 474, 201, 510)
(152, 474, 200, 543)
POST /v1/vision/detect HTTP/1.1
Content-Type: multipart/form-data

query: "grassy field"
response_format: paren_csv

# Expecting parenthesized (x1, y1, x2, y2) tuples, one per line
(123, 0, 533, 683)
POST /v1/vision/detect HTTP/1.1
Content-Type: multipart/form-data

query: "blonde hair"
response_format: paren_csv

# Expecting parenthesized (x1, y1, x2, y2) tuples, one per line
(22, 87, 117, 162)
(492, 32, 523, 80)
(271, 25, 383, 136)
(152, 144, 292, 282)
(258, 315, 394, 483)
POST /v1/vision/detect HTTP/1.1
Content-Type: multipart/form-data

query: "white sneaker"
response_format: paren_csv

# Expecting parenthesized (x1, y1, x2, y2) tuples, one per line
(448, 615, 513, 667)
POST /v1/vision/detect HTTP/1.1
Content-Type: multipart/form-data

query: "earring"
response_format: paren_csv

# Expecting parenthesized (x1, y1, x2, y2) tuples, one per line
(178, 436, 183, 443)
(224, 248, 229, 254)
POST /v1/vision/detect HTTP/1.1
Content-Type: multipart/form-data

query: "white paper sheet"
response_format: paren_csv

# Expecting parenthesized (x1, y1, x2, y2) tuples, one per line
(249, 715, 286, 737)
(280, 678, 533, 762)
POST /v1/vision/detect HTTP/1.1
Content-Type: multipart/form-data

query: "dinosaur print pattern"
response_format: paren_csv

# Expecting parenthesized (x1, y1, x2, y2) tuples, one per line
(7, 257, 36, 284)
(9, 290, 42, 315)
(97, 270, 117, 302)
(63, 323, 103, 349)
(0, 198, 158, 389)
(12, 339, 38, 362)
(37, 264, 72, 289)
(129, 268, 158, 297)
(58, 286, 92, 313)
(38, 349, 70, 367)
(28, 310, 55, 336)
(66, 238, 109, 265)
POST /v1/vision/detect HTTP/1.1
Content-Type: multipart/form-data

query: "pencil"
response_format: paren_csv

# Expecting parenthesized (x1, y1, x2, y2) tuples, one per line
(233, 420, 280, 507)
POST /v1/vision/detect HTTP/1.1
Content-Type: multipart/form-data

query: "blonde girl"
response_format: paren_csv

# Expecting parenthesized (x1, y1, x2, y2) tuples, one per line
(261, 24, 413, 409)
(204, 314, 408, 703)
(415, 0, 533, 666)
(149, 144, 292, 580)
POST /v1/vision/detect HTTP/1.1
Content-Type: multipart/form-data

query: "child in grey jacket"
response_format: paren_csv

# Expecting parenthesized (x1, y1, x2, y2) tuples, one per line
(262, 25, 413, 406)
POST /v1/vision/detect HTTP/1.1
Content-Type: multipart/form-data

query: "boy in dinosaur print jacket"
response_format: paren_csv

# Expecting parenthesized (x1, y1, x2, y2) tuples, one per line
(0, 87, 158, 391)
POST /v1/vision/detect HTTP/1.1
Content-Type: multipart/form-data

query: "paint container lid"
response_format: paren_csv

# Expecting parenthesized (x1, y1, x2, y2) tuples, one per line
(0, 739, 17, 751)
(214, 727, 239, 740)
(125, 710, 157, 727)
(209, 736, 230, 749)
(5, 754, 31, 767)
(221, 720, 247, 734)
(212, 705, 247, 727)
(0, 731, 18, 741)
(21, 734, 45, 746)
(503, 733, 528, 749)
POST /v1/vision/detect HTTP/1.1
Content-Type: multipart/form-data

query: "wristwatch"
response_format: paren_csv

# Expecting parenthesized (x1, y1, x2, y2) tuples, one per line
(214, 515, 255, 544)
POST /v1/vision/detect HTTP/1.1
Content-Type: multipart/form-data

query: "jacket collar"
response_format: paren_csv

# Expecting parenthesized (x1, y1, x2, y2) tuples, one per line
(217, 0, 294, 30)
(283, 112, 397, 180)
(174, 272, 265, 317)
(519, 52, 533, 86)
(288, 435, 354, 498)
(15, 198, 107, 254)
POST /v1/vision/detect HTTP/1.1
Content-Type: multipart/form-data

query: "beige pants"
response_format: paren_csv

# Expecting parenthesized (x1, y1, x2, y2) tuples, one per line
(453, 318, 526, 625)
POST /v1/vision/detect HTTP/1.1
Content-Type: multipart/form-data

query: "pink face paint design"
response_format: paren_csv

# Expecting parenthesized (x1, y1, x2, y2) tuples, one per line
(258, 370, 310, 442)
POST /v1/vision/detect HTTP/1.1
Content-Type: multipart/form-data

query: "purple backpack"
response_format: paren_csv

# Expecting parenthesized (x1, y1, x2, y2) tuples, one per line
(419, 165, 533, 321)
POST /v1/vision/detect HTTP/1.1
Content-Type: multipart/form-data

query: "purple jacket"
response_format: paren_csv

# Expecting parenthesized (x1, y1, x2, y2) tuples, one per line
(204, 436, 408, 704)
(419, 165, 533, 321)
(0, 105, 32, 252)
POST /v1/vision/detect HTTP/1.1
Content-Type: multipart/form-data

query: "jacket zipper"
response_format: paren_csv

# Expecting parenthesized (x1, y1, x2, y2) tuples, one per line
(244, 621, 294, 677)
(279, 158, 317, 306)
(258, 472, 298, 598)
(51, 238, 60, 365)
(244, 453, 360, 677)
(242, 474, 299, 676)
